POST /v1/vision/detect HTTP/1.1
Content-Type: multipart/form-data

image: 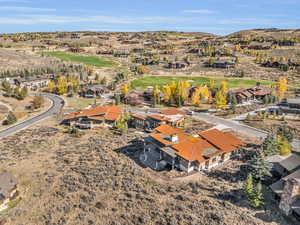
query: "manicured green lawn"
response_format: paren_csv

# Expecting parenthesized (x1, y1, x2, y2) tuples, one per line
(42, 51, 116, 67)
(130, 76, 275, 89)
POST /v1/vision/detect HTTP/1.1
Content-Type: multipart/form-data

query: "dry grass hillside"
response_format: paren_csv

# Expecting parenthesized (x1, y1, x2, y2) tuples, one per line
(0, 122, 297, 225)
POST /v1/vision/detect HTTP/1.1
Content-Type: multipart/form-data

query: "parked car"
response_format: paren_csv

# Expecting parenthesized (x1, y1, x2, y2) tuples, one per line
(185, 110, 194, 115)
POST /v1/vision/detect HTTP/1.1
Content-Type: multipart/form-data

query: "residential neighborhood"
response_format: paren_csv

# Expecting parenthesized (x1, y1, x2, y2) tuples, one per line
(0, 2, 299, 224)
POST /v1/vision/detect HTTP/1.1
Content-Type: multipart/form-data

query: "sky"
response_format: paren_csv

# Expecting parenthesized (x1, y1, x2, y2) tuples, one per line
(0, 0, 299, 35)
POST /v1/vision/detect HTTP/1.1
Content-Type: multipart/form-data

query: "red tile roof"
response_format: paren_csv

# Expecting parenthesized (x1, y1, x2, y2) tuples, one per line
(149, 124, 219, 164)
(65, 106, 122, 122)
(172, 136, 215, 163)
(105, 112, 121, 121)
(160, 108, 187, 116)
(198, 129, 245, 152)
(148, 124, 246, 164)
(132, 114, 146, 120)
(155, 124, 182, 136)
(148, 114, 171, 121)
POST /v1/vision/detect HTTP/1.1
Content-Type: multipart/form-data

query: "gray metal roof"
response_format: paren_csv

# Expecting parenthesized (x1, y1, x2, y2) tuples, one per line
(270, 179, 284, 195)
(279, 153, 300, 172)
(287, 98, 300, 105)
(271, 170, 300, 195)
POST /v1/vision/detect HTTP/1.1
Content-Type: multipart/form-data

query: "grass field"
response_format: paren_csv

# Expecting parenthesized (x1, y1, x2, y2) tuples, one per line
(65, 97, 95, 110)
(130, 76, 276, 89)
(42, 51, 116, 67)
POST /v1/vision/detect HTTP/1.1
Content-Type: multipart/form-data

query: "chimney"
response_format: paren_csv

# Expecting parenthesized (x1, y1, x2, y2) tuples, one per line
(279, 178, 300, 215)
(171, 134, 178, 143)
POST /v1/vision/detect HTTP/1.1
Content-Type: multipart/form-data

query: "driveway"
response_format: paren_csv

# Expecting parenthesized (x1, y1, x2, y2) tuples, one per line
(0, 93, 64, 138)
(193, 112, 268, 138)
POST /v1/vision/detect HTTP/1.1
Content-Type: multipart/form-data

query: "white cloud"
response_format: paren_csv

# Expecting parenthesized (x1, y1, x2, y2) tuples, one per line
(0, 6, 55, 12)
(182, 9, 215, 14)
(0, 14, 194, 25)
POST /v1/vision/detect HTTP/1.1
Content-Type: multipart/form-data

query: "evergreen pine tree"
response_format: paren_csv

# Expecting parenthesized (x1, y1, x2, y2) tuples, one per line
(250, 152, 271, 181)
(262, 133, 278, 156)
(244, 173, 254, 197)
(250, 182, 264, 208)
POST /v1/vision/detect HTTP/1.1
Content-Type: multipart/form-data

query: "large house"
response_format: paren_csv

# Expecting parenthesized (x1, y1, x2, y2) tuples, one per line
(142, 124, 245, 172)
(167, 61, 190, 69)
(125, 90, 153, 106)
(62, 105, 122, 129)
(131, 108, 186, 131)
(279, 98, 300, 115)
(0, 172, 18, 210)
(231, 88, 255, 104)
(231, 86, 273, 104)
(79, 85, 111, 98)
(14, 74, 54, 90)
(270, 153, 300, 221)
(207, 59, 236, 69)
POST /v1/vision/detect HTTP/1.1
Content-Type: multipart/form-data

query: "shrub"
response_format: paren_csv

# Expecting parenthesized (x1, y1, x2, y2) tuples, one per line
(2, 111, 17, 125)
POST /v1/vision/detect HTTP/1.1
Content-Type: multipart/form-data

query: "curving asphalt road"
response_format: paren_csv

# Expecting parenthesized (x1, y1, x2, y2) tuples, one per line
(0, 93, 64, 138)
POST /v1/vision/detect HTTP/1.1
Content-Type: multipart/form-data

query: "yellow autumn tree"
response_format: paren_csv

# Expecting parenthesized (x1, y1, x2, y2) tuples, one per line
(215, 91, 227, 109)
(191, 87, 201, 105)
(220, 80, 228, 95)
(121, 83, 129, 95)
(178, 80, 190, 102)
(153, 85, 161, 105)
(199, 85, 210, 102)
(56, 77, 67, 95)
(71, 78, 79, 92)
(276, 77, 288, 97)
(277, 136, 291, 156)
(47, 80, 55, 93)
(169, 81, 177, 96)
(163, 84, 172, 104)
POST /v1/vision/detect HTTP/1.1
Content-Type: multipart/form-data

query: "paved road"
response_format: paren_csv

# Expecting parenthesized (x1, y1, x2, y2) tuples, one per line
(0, 93, 64, 138)
(193, 112, 268, 138)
